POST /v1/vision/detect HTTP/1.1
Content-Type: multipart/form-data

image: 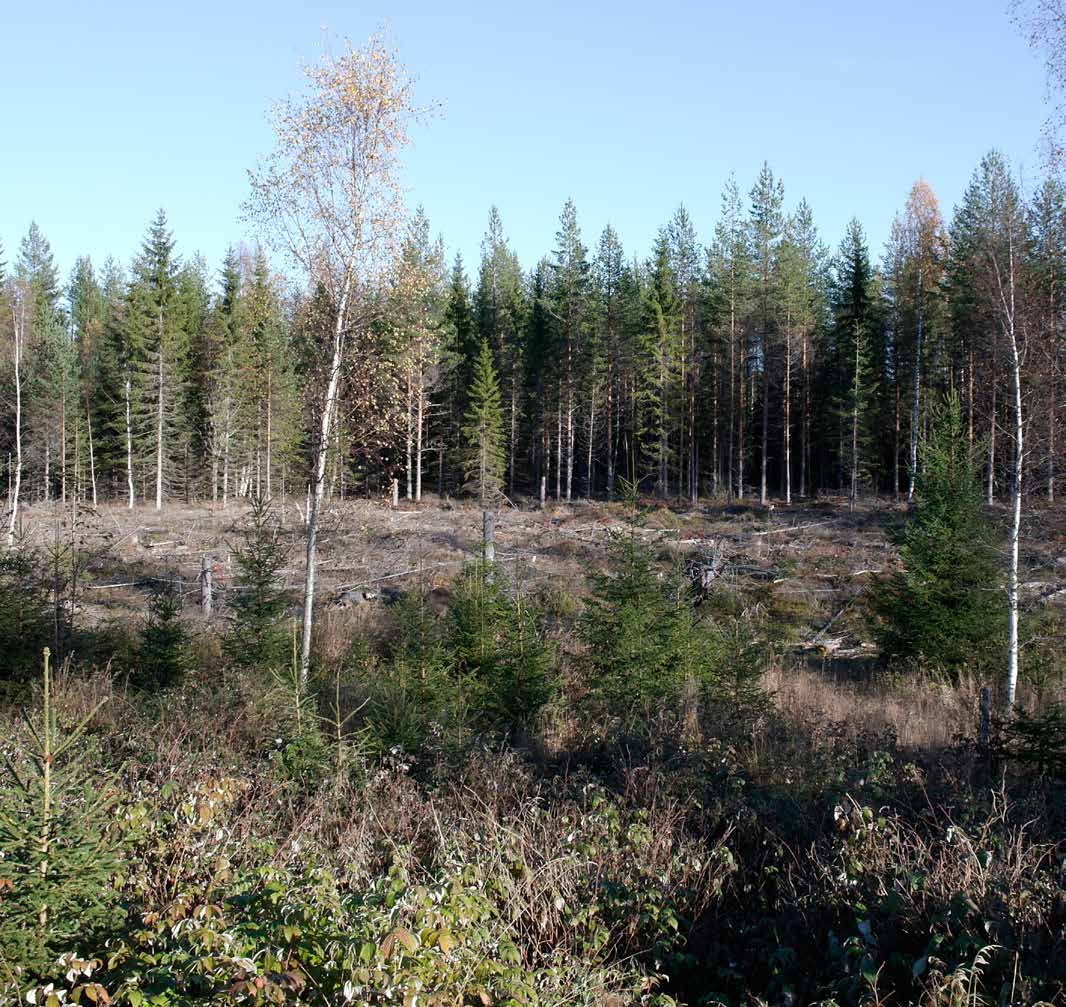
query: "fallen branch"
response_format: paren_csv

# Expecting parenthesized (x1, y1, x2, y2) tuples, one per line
(752, 520, 830, 537)
(335, 559, 467, 593)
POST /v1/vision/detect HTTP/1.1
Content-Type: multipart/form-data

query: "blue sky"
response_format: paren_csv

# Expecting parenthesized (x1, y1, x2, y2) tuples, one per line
(0, 0, 1052, 290)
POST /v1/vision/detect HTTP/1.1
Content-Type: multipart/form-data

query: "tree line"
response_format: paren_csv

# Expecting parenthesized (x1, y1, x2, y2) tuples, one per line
(0, 154, 1057, 521)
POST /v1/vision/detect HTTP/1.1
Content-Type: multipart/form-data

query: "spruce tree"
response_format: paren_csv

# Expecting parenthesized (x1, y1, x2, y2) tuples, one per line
(579, 482, 723, 730)
(0, 651, 124, 979)
(640, 233, 680, 495)
(462, 338, 506, 507)
(874, 394, 1005, 676)
(749, 163, 785, 506)
(226, 493, 291, 670)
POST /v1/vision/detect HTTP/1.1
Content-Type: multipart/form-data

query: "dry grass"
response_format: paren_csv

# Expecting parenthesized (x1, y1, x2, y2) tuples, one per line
(767, 662, 982, 750)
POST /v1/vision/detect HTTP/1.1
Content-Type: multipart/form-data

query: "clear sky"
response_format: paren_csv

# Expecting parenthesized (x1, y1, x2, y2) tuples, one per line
(0, 0, 1052, 290)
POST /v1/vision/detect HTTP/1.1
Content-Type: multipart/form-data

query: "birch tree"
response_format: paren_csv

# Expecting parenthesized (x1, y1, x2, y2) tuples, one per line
(7, 278, 25, 544)
(893, 181, 948, 502)
(970, 152, 1031, 708)
(245, 35, 426, 682)
(393, 208, 448, 502)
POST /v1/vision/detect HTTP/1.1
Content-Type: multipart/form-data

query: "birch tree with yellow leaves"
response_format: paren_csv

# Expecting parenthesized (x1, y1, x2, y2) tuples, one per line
(245, 35, 429, 682)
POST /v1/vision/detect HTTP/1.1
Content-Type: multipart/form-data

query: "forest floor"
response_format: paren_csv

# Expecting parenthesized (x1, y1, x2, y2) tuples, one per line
(23, 490, 1066, 748)
(6, 494, 1066, 1007)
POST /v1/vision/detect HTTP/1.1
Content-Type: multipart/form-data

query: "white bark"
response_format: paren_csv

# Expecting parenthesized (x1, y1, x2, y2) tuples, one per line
(299, 269, 353, 684)
(86, 397, 97, 506)
(8, 291, 25, 545)
(124, 376, 134, 509)
(997, 235, 1022, 709)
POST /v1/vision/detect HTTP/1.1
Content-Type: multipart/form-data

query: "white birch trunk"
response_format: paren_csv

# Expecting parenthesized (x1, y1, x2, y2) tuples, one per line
(8, 293, 24, 545)
(124, 376, 135, 509)
(86, 398, 97, 507)
(300, 270, 353, 684)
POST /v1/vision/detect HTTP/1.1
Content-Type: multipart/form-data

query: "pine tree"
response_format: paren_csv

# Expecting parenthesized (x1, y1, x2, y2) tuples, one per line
(68, 258, 105, 502)
(579, 488, 720, 730)
(547, 199, 590, 501)
(462, 338, 506, 507)
(749, 163, 785, 506)
(668, 206, 702, 503)
(707, 176, 753, 498)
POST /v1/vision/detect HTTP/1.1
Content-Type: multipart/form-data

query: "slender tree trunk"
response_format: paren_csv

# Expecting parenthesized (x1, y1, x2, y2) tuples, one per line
(893, 383, 901, 499)
(566, 384, 574, 502)
(850, 322, 861, 512)
(728, 302, 736, 500)
(300, 271, 353, 684)
(802, 332, 811, 497)
(266, 372, 273, 499)
(1007, 331, 1022, 707)
(509, 366, 517, 496)
(155, 347, 164, 511)
(1003, 248, 1023, 709)
(8, 296, 24, 545)
(606, 357, 615, 500)
(784, 318, 792, 505)
(586, 387, 596, 499)
(85, 397, 97, 507)
(124, 376, 135, 509)
(415, 374, 424, 503)
(988, 369, 997, 506)
(60, 397, 67, 505)
(555, 381, 562, 500)
(760, 354, 769, 506)
(908, 277, 923, 501)
(1048, 373, 1056, 503)
(737, 317, 745, 499)
(712, 344, 720, 496)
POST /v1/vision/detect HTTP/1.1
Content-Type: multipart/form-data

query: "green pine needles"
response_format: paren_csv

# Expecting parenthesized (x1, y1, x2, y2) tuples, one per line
(462, 338, 505, 507)
(0, 650, 124, 981)
(874, 393, 1005, 677)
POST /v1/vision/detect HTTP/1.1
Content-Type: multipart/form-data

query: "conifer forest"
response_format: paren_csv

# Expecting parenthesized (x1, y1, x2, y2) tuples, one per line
(1, 5, 1066, 1007)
